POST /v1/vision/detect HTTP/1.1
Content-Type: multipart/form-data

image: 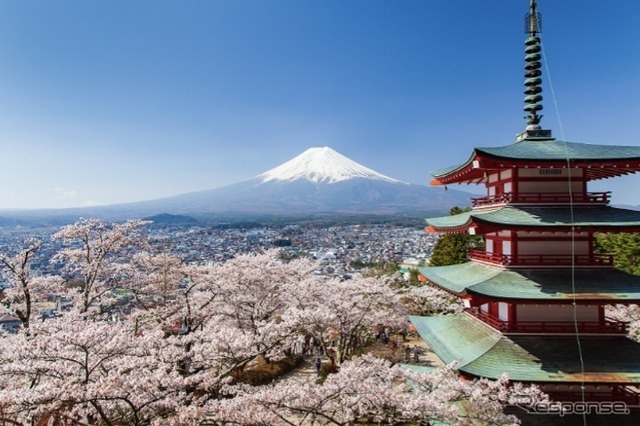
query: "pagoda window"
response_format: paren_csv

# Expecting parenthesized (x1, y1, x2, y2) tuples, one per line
(486, 173, 505, 200)
(498, 302, 509, 321)
(477, 302, 512, 321)
(486, 239, 494, 254)
(485, 231, 511, 252)
(488, 172, 500, 184)
(476, 170, 515, 206)
(503, 240, 512, 256)
(473, 231, 516, 265)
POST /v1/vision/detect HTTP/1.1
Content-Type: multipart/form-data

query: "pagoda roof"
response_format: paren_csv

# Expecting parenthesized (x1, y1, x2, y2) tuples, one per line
(410, 314, 640, 384)
(431, 140, 640, 185)
(409, 314, 501, 367)
(425, 205, 640, 233)
(478, 140, 640, 162)
(418, 262, 640, 302)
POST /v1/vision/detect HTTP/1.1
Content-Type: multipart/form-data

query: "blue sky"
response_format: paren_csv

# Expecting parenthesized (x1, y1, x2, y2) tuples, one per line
(0, 0, 639, 209)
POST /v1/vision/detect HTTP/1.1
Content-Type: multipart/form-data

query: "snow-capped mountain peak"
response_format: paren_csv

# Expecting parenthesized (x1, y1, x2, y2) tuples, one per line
(258, 147, 404, 184)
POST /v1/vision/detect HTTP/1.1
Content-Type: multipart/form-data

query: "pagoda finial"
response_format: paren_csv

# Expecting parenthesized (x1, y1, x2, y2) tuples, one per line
(516, 0, 553, 142)
(527, 0, 541, 35)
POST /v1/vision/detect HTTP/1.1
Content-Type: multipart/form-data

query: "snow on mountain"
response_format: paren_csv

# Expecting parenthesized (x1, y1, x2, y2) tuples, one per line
(258, 147, 404, 184)
(5, 146, 473, 220)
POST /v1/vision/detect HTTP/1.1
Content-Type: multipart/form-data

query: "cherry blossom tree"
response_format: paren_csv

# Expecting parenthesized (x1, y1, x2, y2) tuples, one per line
(0, 310, 179, 425)
(607, 304, 640, 342)
(124, 251, 185, 310)
(115, 250, 189, 335)
(202, 355, 547, 425)
(0, 222, 532, 425)
(401, 282, 464, 316)
(0, 239, 60, 330)
(139, 251, 317, 403)
(51, 218, 150, 314)
(291, 275, 407, 364)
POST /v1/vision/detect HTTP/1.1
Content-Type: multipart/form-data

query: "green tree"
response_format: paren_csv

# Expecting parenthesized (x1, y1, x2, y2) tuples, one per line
(428, 207, 483, 267)
(595, 232, 640, 275)
(360, 261, 400, 278)
(408, 268, 421, 284)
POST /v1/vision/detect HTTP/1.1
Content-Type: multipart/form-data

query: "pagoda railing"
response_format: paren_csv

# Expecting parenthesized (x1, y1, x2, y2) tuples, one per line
(469, 249, 614, 268)
(471, 191, 611, 207)
(466, 309, 627, 334)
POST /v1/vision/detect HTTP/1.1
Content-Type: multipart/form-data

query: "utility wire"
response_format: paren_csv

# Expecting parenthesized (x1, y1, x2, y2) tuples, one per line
(541, 41, 587, 425)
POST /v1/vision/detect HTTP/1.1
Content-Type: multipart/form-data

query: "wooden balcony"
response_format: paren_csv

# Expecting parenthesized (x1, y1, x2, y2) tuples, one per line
(467, 309, 627, 335)
(469, 249, 614, 268)
(471, 191, 611, 207)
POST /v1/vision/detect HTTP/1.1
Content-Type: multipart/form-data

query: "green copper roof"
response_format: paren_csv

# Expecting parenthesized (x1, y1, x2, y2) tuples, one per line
(419, 262, 640, 301)
(464, 335, 640, 383)
(479, 140, 640, 161)
(399, 363, 437, 374)
(426, 210, 475, 229)
(411, 314, 640, 383)
(418, 262, 503, 294)
(431, 140, 640, 179)
(425, 206, 640, 230)
(409, 314, 502, 368)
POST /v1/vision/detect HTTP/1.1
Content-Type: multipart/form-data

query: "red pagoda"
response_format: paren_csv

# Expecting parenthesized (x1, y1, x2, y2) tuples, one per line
(411, 0, 640, 407)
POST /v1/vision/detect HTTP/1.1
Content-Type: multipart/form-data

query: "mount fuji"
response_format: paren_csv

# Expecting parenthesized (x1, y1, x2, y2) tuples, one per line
(259, 147, 402, 185)
(107, 146, 472, 217)
(4, 147, 473, 222)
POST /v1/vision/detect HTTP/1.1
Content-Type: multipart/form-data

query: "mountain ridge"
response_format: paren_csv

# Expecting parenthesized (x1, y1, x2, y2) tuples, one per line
(1, 147, 474, 222)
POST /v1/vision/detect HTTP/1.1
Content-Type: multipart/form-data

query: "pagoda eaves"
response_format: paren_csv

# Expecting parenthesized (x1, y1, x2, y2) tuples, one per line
(411, 314, 640, 386)
(418, 262, 640, 304)
(431, 140, 640, 186)
(425, 205, 640, 235)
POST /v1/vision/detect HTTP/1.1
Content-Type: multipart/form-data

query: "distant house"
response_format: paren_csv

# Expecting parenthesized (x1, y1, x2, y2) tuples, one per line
(313, 251, 337, 260)
(399, 257, 421, 269)
(0, 315, 22, 333)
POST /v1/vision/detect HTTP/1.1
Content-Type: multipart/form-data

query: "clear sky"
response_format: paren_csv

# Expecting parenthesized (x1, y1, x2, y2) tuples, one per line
(0, 0, 639, 209)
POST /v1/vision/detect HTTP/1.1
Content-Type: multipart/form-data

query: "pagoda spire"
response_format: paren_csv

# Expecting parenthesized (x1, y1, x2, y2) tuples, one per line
(516, 0, 553, 142)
